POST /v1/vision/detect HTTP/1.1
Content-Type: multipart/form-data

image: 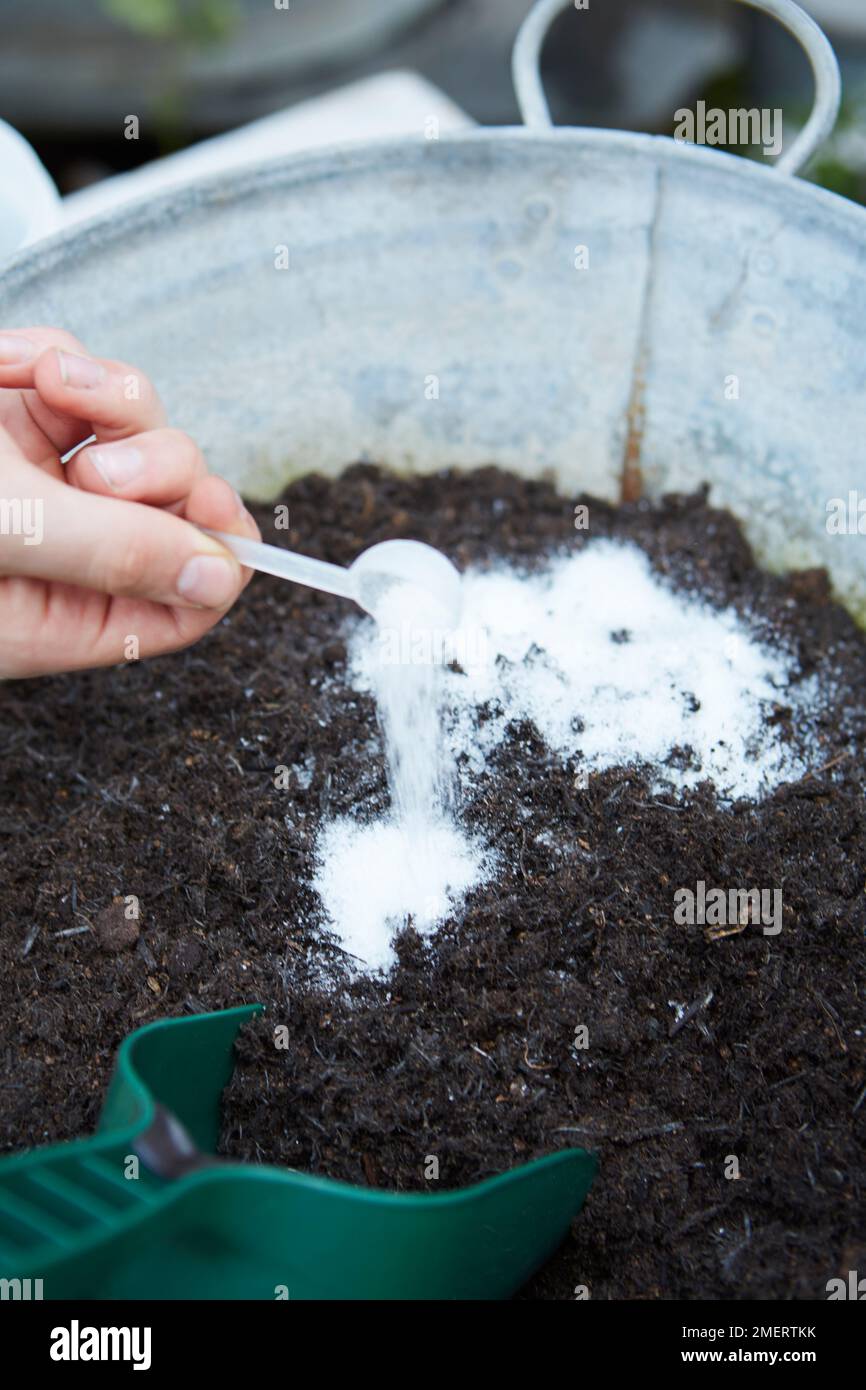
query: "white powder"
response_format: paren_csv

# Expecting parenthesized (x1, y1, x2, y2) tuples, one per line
(314, 817, 484, 972)
(444, 541, 808, 799)
(314, 539, 813, 973)
(314, 575, 489, 973)
(369, 580, 455, 826)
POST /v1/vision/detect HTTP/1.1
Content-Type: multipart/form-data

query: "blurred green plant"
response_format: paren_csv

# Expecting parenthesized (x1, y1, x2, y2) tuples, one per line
(804, 94, 866, 206)
(100, 0, 242, 149)
(101, 0, 240, 44)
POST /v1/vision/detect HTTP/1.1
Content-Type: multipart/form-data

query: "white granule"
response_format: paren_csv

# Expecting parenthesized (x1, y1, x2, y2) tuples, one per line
(445, 541, 807, 798)
(314, 817, 487, 972)
(314, 539, 812, 973)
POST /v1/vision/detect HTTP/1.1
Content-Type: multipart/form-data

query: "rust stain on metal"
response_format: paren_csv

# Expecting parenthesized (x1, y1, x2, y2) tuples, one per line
(621, 361, 646, 504)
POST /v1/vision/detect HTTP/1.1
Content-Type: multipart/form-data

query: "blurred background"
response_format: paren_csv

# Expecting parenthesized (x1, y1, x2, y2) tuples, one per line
(1, 0, 865, 255)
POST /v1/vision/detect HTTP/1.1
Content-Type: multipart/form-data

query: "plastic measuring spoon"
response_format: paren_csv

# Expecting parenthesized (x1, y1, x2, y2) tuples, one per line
(207, 530, 463, 628)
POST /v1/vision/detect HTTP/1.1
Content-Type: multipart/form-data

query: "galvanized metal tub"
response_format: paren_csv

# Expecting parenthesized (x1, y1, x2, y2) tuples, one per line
(2, 0, 864, 611)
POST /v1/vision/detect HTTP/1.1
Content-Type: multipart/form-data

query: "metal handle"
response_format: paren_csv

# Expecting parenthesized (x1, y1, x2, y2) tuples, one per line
(512, 0, 841, 177)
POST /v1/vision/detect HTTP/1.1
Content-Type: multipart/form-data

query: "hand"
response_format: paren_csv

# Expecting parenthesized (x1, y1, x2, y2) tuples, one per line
(0, 327, 260, 678)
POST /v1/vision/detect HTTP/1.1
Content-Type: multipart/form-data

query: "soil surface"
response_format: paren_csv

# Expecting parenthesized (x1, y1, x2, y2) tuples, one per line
(1, 465, 864, 1300)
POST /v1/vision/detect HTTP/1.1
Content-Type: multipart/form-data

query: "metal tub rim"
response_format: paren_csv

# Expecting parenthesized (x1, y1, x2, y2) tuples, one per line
(5, 126, 866, 298)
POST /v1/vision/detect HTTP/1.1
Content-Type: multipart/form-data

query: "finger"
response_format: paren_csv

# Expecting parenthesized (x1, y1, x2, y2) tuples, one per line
(111, 479, 261, 662)
(65, 591, 237, 673)
(182, 473, 262, 541)
(68, 428, 208, 505)
(31, 346, 167, 444)
(82, 480, 261, 666)
(0, 326, 89, 377)
(180, 475, 261, 598)
(0, 329, 108, 458)
(0, 327, 95, 464)
(2, 473, 245, 612)
(0, 336, 166, 456)
(0, 582, 236, 677)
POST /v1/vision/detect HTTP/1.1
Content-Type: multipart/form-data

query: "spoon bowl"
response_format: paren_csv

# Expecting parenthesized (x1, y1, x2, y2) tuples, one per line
(348, 539, 463, 628)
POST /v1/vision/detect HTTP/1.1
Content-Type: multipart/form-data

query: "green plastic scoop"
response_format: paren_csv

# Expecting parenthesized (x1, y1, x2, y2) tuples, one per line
(0, 1005, 596, 1299)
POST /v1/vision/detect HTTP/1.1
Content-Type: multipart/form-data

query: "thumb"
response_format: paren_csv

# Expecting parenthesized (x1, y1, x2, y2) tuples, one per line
(2, 472, 244, 610)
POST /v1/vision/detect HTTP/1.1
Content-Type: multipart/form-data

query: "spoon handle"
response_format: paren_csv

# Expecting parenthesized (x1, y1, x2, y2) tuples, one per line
(204, 529, 357, 605)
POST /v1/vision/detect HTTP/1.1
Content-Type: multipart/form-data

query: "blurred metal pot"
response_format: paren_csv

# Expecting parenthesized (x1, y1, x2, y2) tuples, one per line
(0, 0, 449, 134)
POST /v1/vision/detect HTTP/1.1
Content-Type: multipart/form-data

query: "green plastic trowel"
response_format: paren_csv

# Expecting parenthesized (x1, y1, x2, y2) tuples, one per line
(0, 1004, 596, 1299)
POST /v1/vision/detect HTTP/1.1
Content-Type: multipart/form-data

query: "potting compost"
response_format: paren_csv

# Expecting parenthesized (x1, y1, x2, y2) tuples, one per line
(0, 464, 863, 1301)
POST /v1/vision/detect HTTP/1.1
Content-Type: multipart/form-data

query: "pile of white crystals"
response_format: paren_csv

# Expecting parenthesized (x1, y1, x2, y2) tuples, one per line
(314, 539, 814, 972)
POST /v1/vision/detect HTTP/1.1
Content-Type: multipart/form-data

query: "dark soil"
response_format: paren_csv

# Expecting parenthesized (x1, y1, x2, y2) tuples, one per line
(1, 465, 864, 1300)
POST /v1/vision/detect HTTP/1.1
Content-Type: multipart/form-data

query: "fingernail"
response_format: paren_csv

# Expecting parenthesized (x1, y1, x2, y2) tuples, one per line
(0, 334, 36, 364)
(89, 444, 145, 489)
(176, 555, 237, 608)
(57, 349, 106, 389)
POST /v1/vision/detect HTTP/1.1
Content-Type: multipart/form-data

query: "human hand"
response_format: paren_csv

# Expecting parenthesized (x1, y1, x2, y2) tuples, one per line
(0, 327, 259, 678)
